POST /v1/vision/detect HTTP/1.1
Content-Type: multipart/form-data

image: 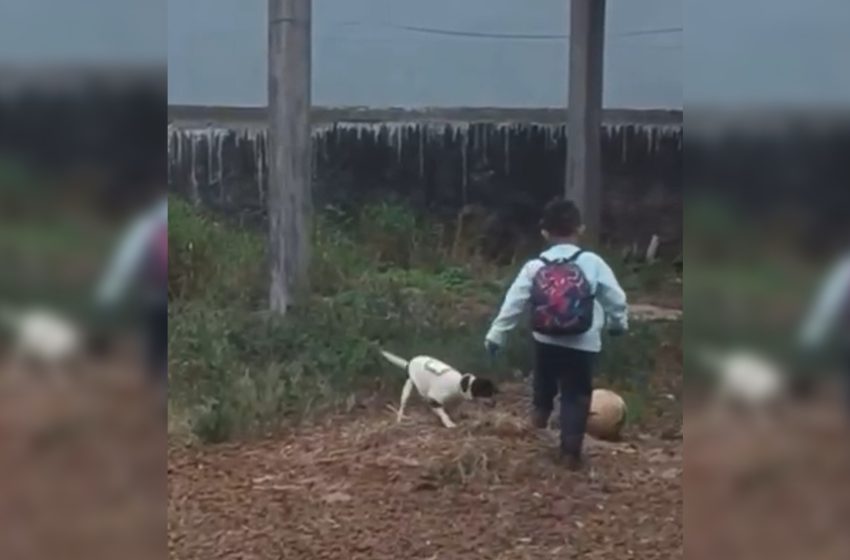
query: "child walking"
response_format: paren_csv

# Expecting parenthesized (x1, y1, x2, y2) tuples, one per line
(484, 198, 629, 470)
(95, 192, 168, 389)
(799, 251, 850, 413)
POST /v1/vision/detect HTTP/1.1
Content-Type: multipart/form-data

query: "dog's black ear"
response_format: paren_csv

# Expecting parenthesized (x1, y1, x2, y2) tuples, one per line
(471, 378, 496, 398)
(460, 375, 472, 393)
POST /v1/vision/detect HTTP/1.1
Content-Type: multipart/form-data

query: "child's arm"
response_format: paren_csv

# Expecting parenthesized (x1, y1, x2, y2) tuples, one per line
(485, 262, 535, 347)
(594, 257, 629, 333)
(95, 201, 166, 307)
(96, 217, 153, 307)
(800, 256, 850, 349)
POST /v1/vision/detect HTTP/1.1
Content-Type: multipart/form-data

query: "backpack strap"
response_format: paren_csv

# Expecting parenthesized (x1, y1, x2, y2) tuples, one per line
(539, 250, 584, 266)
(566, 249, 585, 263)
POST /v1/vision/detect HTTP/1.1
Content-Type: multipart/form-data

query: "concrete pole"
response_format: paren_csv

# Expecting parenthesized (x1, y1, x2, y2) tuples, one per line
(566, 0, 606, 244)
(268, 0, 312, 314)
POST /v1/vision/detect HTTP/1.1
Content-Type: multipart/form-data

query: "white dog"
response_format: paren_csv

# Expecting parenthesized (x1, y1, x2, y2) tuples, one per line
(380, 350, 497, 428)
(0, 307, 83, 374)
(699, 347, 786, 420)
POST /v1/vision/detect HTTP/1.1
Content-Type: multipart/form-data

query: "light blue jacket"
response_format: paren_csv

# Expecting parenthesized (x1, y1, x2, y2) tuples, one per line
(486, 244, 629, 353)
(800, 254, 850, 349)
(96, 196, 168, 307)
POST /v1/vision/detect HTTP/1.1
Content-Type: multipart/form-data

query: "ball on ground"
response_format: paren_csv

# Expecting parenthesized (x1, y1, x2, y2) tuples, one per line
(586, 389, 627, 441)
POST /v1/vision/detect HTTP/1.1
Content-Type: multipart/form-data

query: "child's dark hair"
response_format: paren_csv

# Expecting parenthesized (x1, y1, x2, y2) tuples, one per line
(540, 198, 582, 237)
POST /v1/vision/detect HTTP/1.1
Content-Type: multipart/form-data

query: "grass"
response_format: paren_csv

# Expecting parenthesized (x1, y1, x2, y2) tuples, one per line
(168, 197, 682, 443)
(0, 211, 118, 321)
(681, 196, 833, 379)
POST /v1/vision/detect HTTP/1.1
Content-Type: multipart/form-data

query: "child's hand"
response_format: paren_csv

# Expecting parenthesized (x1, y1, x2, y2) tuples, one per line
(484, 339, 501, 357)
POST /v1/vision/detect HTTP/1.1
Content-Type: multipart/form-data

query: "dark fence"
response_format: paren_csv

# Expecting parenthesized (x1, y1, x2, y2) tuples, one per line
(0, 71, 166, 218)
(168, 106, 683, 256)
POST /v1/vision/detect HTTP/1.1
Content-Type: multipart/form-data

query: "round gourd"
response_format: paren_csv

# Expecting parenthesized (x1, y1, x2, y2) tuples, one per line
(586, 388, 627, 441)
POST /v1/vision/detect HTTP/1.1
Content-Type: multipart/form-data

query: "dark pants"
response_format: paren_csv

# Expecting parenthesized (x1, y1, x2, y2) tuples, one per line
(533, 341, 596, 458)
(844, 352, 850, 418)
(844, 374, 850, 418)
(145, 300, 168, 387)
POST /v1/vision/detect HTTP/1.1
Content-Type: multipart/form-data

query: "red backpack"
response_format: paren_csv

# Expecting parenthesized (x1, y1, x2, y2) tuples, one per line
(529, 250, 595, 335)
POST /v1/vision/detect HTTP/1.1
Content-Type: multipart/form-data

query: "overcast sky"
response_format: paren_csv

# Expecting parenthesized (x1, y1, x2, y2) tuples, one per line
(2, 0, 848, 109)
(0, 0, 166, 64)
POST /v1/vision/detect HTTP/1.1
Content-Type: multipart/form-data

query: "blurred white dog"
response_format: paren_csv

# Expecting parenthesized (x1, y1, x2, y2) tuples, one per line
(699, 347, 786, 411)
(0, 307, 83, 373)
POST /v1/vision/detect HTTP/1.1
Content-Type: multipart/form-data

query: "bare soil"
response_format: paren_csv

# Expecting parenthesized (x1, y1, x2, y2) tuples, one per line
(169, 378, 683, 560)
(0, 361, 165, 560)
(685, 398, 850, 560)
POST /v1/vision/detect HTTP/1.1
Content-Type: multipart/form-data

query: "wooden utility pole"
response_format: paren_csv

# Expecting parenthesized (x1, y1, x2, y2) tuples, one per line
(566, 0, 606, 244)
(268, 0, 312, 314)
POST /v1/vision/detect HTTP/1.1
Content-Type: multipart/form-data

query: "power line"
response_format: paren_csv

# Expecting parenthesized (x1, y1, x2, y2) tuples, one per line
(390, 24, 565, 40)
(339, 21, 682, 41)
(614, 27, 682, 38)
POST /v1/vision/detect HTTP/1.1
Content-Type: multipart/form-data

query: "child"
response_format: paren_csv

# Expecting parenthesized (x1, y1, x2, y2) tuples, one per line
(95, 192, 168, 388)
(799, 251, 850, 411)
(484, 198, 629, 470)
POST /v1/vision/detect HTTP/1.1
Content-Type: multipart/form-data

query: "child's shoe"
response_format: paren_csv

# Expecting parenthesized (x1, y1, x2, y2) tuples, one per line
(559, 451, 588, 472)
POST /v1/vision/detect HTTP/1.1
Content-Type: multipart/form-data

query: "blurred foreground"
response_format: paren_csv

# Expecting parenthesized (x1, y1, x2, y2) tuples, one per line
(686, 393, 850, 559)
(686, 103, 850, 557)
(0, 357, 164, 559)
(1, 60, 165, 559)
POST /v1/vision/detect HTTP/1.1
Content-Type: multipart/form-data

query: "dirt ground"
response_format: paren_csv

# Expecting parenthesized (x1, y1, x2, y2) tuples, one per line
(685, 395, 850, 560)
(168, 307, 684, 559)
(168, 376, 683, 560)
(0, 360, 165, 560)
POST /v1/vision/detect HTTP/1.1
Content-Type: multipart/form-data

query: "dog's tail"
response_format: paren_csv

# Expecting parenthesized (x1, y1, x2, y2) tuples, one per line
(379, 350, 409, 370)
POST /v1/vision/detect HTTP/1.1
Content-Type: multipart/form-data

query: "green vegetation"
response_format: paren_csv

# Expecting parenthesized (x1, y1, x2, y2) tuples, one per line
(682, 195, 828, 380)
(0, 219, 113, 316)
(168, 197, 681, 443)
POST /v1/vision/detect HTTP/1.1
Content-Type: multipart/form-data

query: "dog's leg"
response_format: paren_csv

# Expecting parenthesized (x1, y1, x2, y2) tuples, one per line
(397, 379, 414, 423)
(428, 399, 457, 428)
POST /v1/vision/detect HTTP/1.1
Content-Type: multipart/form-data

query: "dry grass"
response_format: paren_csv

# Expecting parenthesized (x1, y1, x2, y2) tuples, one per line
(264, 382, 641, 493)
(169, 378, 683, 559)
